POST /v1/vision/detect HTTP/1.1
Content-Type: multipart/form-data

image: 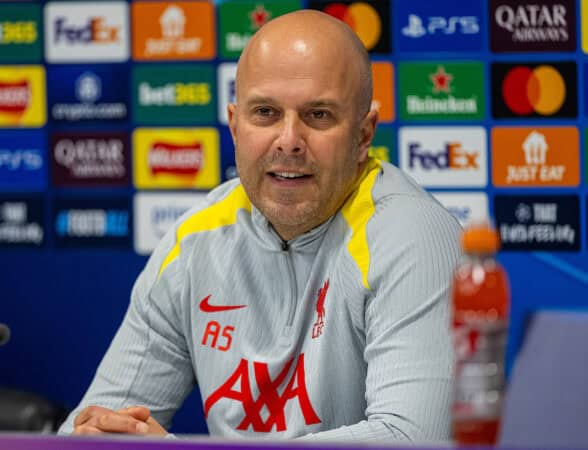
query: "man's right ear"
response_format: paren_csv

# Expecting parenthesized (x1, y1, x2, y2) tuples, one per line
(227, 104, 237, 142)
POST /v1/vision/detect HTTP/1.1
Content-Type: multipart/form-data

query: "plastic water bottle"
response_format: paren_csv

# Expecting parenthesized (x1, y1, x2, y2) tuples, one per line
(451, 223, 510, 445)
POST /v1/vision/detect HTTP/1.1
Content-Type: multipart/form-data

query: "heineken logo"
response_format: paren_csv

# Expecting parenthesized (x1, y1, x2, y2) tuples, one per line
(400, 62, 484, 121)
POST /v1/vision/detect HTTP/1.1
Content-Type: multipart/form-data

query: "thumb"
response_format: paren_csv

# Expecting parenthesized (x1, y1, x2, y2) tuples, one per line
(118, 406, 151, 422)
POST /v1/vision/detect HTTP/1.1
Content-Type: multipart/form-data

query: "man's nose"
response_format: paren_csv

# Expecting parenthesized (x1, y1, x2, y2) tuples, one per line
(275, 113, 305, 154)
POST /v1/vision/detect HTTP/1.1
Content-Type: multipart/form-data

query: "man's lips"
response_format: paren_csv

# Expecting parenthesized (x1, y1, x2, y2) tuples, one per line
(267, 170, 312, 181)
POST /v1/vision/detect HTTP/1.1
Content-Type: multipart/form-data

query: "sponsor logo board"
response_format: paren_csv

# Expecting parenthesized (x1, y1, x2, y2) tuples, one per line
(397, 1, 483, 52)
(369, 126, 394, 163)
(490, 0, 576, 52)
(53, 196, 131, 248)
(432, 192, 489, 227)
(47, 66, 128, 123)
(218, 62, 236, 125)
(50, 132, 129, 187)
(133, 192, 207, 255)
(133, 64, 215, 125)
(308, 0, 391, 53)
(0, 130, 46, 190)
(371, 62, 394, 122)
(494, 195, 580, 251)
(0, 3, 43, 62)
(492, 127, 579, 187)
(133, 128, 220, 189)
(492, 61, 577, 119)
(0, 194, 44, 247)
(219, 1, 300, 59)
(0, 65, 45, 127)
(132, 1, 215, 60)
(399, 126, 487, 187)
(399, 62, 484, 121)
(45, 1, 129, 62)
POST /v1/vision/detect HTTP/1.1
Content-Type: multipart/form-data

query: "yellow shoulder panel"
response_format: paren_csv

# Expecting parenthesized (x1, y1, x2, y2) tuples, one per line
(341, 158, 382, 291)
(158, 185, 252, 277)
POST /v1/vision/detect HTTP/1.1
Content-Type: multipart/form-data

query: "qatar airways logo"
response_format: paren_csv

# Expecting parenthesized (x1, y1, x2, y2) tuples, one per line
(148, 141, 202, 176)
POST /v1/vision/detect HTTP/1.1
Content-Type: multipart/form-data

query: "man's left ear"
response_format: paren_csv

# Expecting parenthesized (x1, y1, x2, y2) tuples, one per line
(358, 109, 379, 162)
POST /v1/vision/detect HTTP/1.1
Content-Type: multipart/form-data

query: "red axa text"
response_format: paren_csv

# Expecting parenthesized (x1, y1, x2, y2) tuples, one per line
(204, 353, 321, 432)
(148, 141, 202, 176)
(0, 80, 30, 114)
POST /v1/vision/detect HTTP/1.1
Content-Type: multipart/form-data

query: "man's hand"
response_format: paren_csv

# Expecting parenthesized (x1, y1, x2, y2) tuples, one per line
(73, 405, 167, 436)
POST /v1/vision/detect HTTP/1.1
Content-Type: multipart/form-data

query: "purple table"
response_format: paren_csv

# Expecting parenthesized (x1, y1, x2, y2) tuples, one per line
(0, 434, 473, 450)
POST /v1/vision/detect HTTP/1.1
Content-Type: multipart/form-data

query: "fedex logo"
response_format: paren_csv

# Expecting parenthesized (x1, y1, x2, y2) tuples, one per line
(408, 142, 479, 170)
(53, 17, 120, 44)
(45, 2, 129, 62)
(399, 127, 487, 187)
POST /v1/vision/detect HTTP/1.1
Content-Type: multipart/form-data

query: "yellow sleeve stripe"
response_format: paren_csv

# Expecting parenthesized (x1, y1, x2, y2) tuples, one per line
(158, 185, 252, 277)
(341, 158, 382, 291)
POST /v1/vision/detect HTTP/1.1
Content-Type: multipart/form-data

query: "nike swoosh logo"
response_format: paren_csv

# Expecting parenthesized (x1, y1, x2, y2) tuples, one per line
(199, 295, 247, 313)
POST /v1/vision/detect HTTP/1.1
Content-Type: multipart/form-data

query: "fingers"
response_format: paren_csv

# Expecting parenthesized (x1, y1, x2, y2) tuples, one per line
(74, 406, 113, 427)
(97, 413, 150, 434)
(118, 406, 151, 422)
(73, 405, 151, 435)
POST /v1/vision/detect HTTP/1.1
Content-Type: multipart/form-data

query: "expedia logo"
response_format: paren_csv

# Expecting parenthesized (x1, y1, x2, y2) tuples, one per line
(139, 82, 211, 106)
(0, 80, 29, 114)
(309, 0, 390, 53)
(0, 21, 37, 44)
(492, 61, 577, 118)
(491, 0, 575, 52)
(148, 141, 202, 176)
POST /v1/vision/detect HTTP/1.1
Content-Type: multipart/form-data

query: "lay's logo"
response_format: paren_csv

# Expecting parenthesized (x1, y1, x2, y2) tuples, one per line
(133, 128, 219, 189)
(0, 66, 45, 127)
(0, 80, 29, 114)
(149, 141, 202, 176)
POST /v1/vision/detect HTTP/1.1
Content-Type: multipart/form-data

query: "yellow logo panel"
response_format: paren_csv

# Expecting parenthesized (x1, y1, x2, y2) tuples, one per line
(133, 128, 220, 189)
(583, 0, 588, 53)
(0, 65, 45, 127)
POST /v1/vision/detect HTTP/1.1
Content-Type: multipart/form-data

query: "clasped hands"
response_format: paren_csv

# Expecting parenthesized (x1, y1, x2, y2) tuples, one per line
(73, 405, 167, 436)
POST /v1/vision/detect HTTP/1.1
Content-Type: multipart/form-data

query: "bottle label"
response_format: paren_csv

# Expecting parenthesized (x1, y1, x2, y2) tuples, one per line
(452, 317, 508, 420)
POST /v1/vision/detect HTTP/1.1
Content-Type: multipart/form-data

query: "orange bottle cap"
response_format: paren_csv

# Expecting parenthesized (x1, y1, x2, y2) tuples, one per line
(461, 223, 501, 254)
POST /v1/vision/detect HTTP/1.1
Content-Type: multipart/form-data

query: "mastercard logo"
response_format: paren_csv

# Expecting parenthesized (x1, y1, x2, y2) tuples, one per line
(323, 2, 381, 50)
(502, 65, 566, 116)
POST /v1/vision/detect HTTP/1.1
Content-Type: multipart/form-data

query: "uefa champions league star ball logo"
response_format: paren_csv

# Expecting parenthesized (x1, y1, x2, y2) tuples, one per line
(75, 72, 101, 104)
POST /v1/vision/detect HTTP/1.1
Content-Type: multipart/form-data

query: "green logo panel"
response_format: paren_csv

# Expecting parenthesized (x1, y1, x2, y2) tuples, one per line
(370, 127, 395, 164)
(219, 1, 301, 59)
(399, 62, 485, 121)
(133, 65, 216, 125)
(0, 4, 42, 62)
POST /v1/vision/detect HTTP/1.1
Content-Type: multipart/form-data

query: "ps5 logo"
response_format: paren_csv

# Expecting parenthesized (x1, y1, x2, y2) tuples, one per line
(402, 14, 480, 38)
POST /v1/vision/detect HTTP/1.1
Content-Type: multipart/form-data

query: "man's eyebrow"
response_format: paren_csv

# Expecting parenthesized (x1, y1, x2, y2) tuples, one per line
(243, 96, 276, 107)
(303, 100, 341, 110)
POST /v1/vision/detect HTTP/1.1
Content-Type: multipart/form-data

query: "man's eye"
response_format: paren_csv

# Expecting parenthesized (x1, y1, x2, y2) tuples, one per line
(255, 107, 274, 116)
(310, 110, 330, 120)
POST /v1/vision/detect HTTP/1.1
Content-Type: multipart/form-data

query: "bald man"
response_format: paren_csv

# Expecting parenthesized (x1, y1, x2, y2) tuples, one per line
(59, 11, 461, 442)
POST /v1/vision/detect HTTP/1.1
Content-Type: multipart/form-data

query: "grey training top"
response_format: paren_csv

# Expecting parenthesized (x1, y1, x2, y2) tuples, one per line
(59, 159, 462, 442)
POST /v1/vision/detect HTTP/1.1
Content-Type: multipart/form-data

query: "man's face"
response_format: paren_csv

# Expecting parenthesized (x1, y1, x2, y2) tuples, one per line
(228, 38, 375, 240)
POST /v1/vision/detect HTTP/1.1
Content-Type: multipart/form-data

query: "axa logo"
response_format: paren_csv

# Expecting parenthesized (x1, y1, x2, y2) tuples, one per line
(408, 142, 479, 171)
(312, 279, 329, 339)
(53, 16, 120, 44)
(402, 14, 479, 38)
(0, 79, 30, 114)
(148, 141, 202, 176)
(204, 354, 321, 432)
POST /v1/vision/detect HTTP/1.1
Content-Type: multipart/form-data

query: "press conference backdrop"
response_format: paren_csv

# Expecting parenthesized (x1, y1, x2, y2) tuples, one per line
(0, 0, 587, 434)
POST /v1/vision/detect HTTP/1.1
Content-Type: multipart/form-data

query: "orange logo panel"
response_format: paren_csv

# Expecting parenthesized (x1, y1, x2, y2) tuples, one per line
(492, 127, 579, 187)
(371, 62, 393, 122)
(132, 1, 215, 61)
